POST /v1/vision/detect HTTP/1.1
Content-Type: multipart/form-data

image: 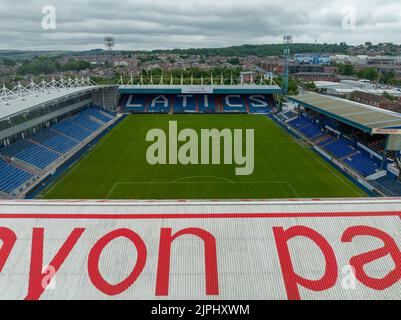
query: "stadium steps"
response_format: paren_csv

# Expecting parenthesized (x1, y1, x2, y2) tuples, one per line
(322, 138, 337, 147)
(315, 135, 332, 145)
(70, 118, 97, 133)
(243, 96, 250, 113)
(49, 128, 81, 143)
(215, 96, 223, 113)
(0, 158, 35, 195)
(170, 96, 174, 114)
(87, 115, 105, 125)
(0, 154, 40, 176)
(27, 138, 63, 156)
(98, 109, 115, 121)
(340, 150, 359, 161)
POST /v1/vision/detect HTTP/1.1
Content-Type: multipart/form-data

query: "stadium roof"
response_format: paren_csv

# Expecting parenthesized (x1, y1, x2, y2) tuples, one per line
(0, 86, 98, 120)
(288, 93, 401, 134)
(0, 198, 400, 299)
(118, 84, 282, 95)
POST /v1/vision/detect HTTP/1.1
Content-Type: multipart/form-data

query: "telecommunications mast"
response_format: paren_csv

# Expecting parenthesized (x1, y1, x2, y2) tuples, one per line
(282, 35, 293, 96)
(104, 36, 115, 56)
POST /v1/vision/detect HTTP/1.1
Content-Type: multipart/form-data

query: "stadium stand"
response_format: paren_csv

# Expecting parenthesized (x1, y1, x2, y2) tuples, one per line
(343, 152, 379, 177)
(197, 95, 216, 113)
(0, 107, 116, 195)
(324, 139, 355, 159)
(317, 135, 335, 147)
(0, 158, 35, 194)
(123, 94, 147, 113)
(173, 95, 197, 113)
(288, 116, 323, 140)
(0, 140, 61, 169)
(30, 129, 78, 154)
(372, 176, 401, 196)
(245, 95, 273, 114)
(286, 112, 387, 178)
(147, 95, 172, 113)
(121, 94, 277, 114)
(52, 120, 93, 142)
(222, 95, 247, 113)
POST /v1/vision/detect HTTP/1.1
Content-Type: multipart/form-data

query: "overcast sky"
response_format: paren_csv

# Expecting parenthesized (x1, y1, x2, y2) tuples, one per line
(0, 0, 400, 51)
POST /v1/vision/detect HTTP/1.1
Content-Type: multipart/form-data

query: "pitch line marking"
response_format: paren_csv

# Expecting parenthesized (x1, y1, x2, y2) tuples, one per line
(172, 176, 235, 183)
(107, 180, 296, 198)
(266, 116, 366, 197)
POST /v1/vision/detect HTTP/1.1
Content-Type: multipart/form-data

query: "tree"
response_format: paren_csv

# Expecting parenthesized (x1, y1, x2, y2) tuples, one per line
(383, 91, 395, 101)
(227, 57, 240, 65)
(337, 63, 355, 76)
(0, 57, 16, 66)
(358, 67, 378, 81)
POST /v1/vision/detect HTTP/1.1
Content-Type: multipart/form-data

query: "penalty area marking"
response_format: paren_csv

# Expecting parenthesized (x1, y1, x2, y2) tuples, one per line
(106, 180, 298, 199)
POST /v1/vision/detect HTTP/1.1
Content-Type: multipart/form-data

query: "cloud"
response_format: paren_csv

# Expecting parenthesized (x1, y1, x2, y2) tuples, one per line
(0, 0, 400, 50)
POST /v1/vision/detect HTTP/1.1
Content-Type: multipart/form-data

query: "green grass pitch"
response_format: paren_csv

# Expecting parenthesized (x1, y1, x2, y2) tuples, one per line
(41, 114, 367, 199)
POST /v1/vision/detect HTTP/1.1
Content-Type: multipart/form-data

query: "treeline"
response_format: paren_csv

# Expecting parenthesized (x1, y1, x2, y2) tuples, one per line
(274, 77, 299, 95)
(17, 57, 92, 76)
(0, 57, 16, 66)
(140, 67, 242, 78)
(138, 43, 350, 57)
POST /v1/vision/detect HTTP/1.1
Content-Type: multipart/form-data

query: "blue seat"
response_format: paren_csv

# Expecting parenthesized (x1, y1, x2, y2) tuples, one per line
(124, 95, 147, 113)
(222, 95, 247, 113)
(52, 120, 92, 142)
(324, 139, 354, 159)
(0, 159, 34, 193)
(173, 95, 197, 113)
(31, 129, 78, 154)
(197, 95, 215, 113)
(147, 95, 172, 113)
(0, 107, 116, 188)
(343, 152, 379, 177)
(0, 140, 61, 169)
(246, 95, 272, 114)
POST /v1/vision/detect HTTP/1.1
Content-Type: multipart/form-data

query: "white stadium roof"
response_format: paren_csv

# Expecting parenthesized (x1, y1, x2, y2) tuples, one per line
(0, 77, 101, 120)
(0, 86, 97, 120)
(0, 198, 400, 300)
(289, 93, 401, 134)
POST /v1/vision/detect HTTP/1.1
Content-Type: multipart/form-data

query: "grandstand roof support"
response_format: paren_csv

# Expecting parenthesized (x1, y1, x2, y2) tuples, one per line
(115, 74, 280, 87)
(382, 135, 390, 170)
(0, 76, 98, 106)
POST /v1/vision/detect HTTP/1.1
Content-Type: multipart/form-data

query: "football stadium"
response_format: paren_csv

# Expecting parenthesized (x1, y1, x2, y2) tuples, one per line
(2, 77, 401, 200)
(1, 77, 401, 300)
